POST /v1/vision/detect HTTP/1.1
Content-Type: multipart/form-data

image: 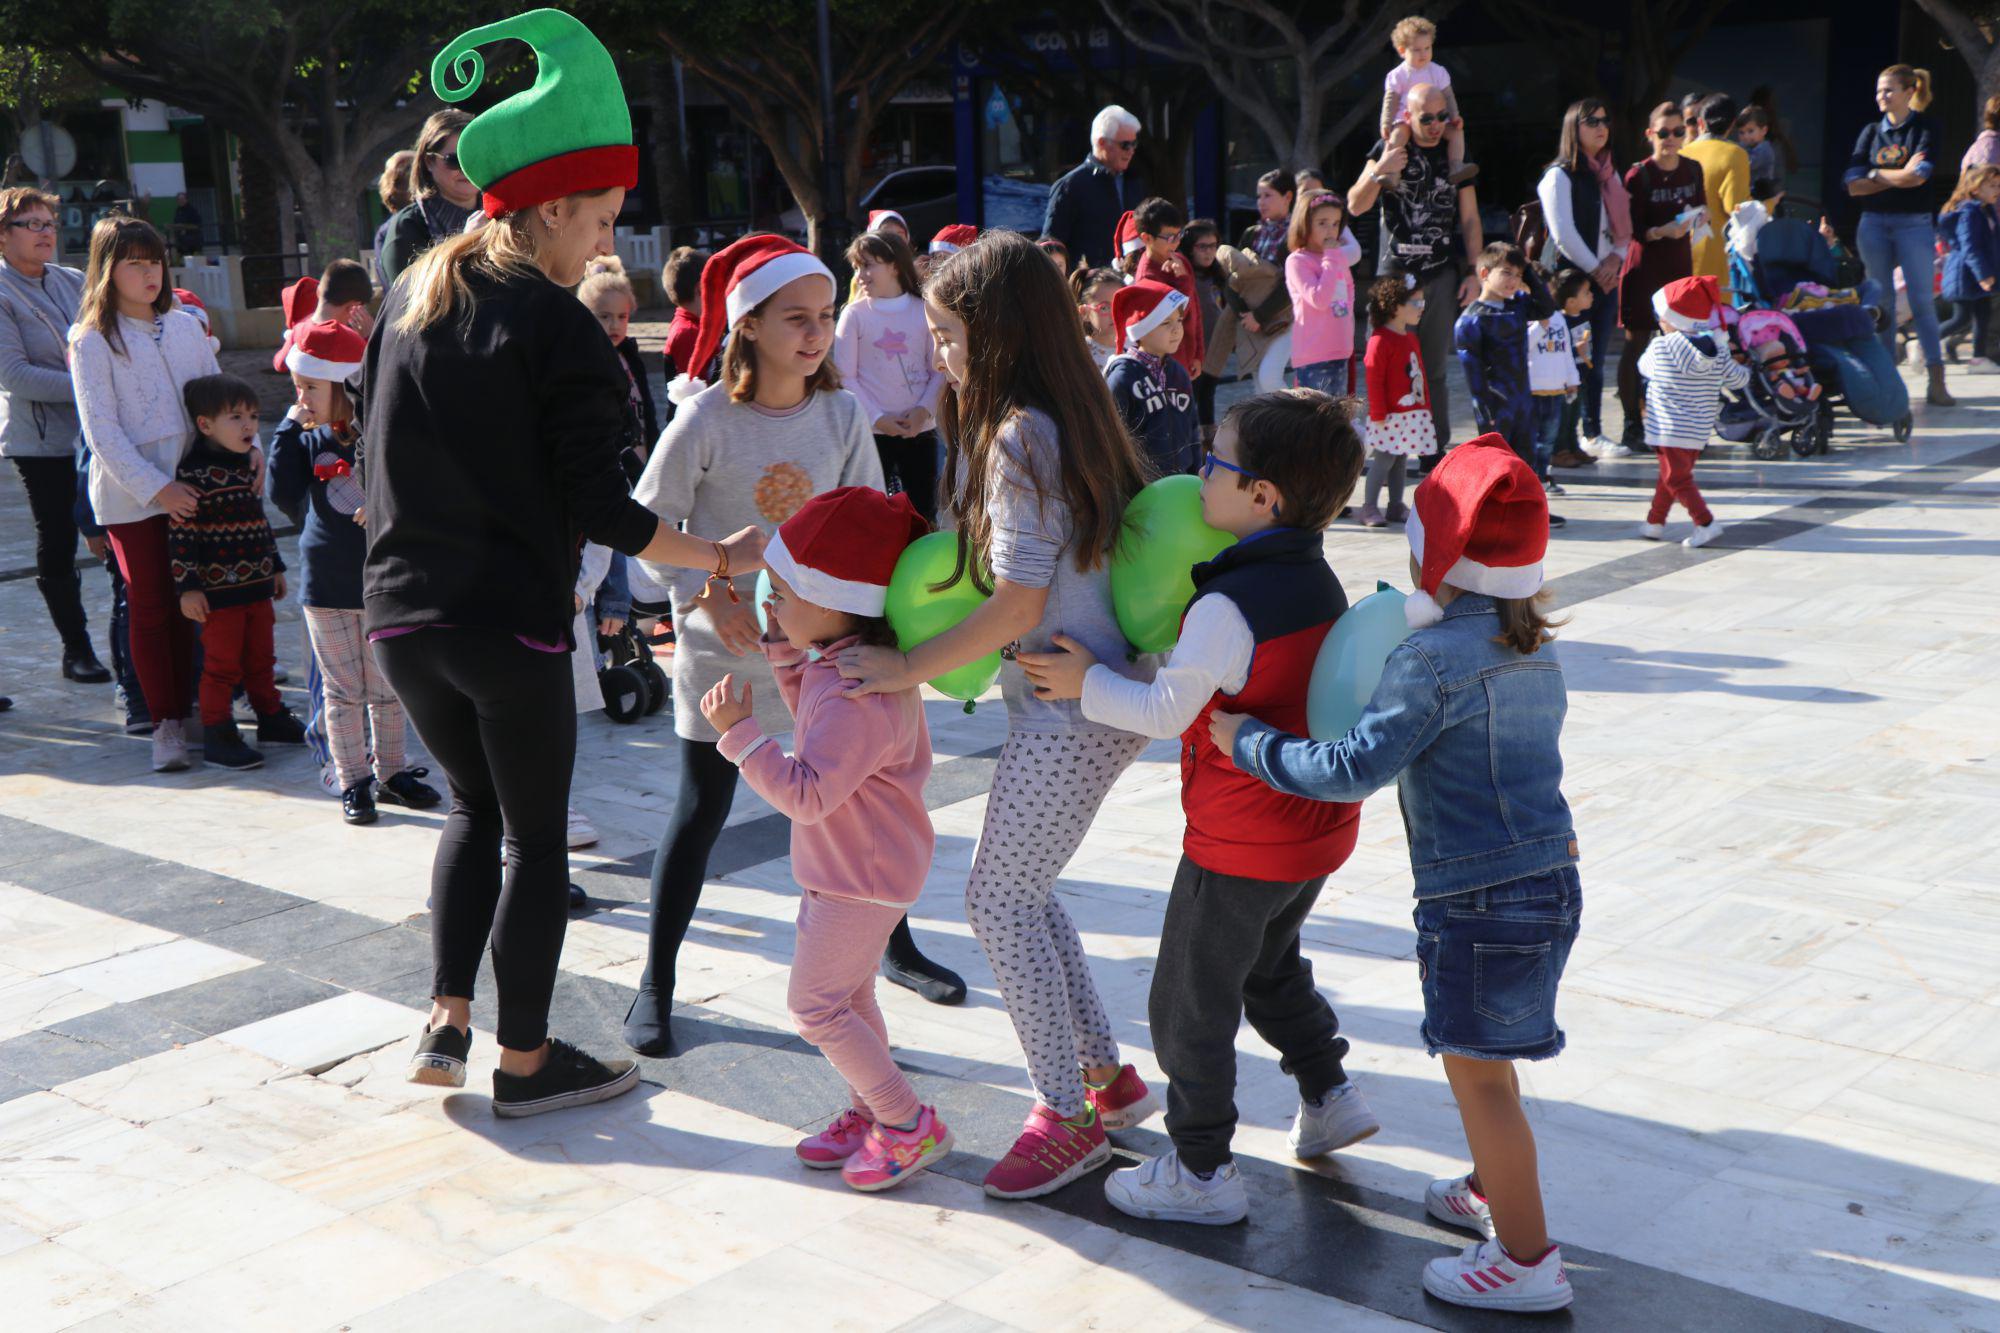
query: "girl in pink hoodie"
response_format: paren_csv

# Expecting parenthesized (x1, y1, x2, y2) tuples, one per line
(1286, 191, 1357, 396)
(700, 486, 953, 1192)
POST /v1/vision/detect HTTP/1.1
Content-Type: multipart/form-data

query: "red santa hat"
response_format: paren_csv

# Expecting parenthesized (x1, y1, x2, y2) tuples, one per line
(1110, 280, 1187, 352)
(929, 224, 978, 255)
(1653, 274, 1725, 333)
(867, 209, 908, 234)
(1115, 211, 1144, 257)
(1403, 434, 1548, 630)
(174, 289, 222, 355)
(285, 318, 367, 382)
(271, 276, 322, 374)
(667, 233, 835, 404)
(764, 486, 930, 618)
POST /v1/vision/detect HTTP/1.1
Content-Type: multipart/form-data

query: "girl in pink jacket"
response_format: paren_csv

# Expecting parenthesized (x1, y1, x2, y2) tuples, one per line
(700, 486, 953, 1192)
(1285, 192, 1357, 396)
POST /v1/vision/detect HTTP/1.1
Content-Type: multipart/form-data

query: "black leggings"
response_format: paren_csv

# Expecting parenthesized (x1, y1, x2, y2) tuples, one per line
(874, 430, 939, 524)
(11, 456, 90, 651)
(641, 735, 936, 998)
(376, 629, 576, 1052)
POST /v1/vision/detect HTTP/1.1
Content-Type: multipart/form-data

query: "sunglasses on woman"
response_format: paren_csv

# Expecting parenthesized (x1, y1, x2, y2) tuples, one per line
(1581, 115, 1610, 128)
(429, 151, 463, 171)
(1653, 126, 1688, 140)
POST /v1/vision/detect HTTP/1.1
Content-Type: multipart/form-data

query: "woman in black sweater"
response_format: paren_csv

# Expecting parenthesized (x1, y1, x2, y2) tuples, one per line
(366, 11, 762, 1118)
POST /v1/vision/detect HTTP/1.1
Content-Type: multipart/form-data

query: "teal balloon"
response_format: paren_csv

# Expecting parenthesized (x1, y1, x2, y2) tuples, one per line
(883, 531, 1001, 705)
(1308, 587, 1412, 740)
(1110, 475, 1234, 654)
(753, 569, 774, 635)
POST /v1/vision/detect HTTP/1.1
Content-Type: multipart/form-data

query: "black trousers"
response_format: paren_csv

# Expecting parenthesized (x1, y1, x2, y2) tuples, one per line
(1152, 855, 1349, 1173)
(11, 456, 90, 652)
(874, 429, 939, 524)
(376, 629, 576, 1052)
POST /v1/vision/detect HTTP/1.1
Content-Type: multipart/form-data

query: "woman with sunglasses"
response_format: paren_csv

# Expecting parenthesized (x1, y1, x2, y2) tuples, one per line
(1537, 101, 1630, 464)
(1604, 102, 1706, 458)
(377, 109, 478, 287)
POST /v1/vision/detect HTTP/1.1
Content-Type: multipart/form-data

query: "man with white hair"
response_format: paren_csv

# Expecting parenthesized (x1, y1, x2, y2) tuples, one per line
(1043, 105, 1145, 268)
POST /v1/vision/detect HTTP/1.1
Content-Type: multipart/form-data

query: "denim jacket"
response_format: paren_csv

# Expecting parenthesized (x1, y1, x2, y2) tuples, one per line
(1230, 594, 1578, 898)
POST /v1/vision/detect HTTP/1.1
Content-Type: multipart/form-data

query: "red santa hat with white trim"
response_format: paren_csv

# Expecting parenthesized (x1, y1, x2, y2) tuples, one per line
(1110, 280, 1187, 353)
(763, 486, 931, 618)
(173, 289, 221, 355)
(285, 318, 367, 382)
(271, 276, 322, 374)
(929, 224, 978, 255)
(867, 209, 908, 234)
(1652, 274, 1725, 334)
(1402, 434, 1548, 630)
(1114, 210, 1144, 258)
(667, 233, 835, 404)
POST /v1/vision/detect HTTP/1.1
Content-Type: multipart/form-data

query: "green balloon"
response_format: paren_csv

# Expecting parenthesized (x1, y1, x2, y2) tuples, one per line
(884, 531, 1002, 705)
(1110, 474, 1234, 654)
(753, 569, 773, 635)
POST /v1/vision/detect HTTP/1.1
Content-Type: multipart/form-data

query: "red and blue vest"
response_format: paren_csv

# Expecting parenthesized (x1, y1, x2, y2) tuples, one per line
(1181, 527, 1361, 881)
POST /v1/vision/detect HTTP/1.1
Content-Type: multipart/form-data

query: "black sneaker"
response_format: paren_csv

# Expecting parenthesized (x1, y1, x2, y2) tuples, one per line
(407, 1022, 471, 1088)
(491, 1038, 640, 1118)
(881, 953, 968, 1006)
(255, 707, 306, 744)
(377, 767, 442, 809)
(1549, 513, 1569, 529)
(203, 722, 265, 770)
(342, 779, 379, 826)
(62, 648, 111, 683)
(122, 692, 154, 736)
(1544, 479, 1566, 497)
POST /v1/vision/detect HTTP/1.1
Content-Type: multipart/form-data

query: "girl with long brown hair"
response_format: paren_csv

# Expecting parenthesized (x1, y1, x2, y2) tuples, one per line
(833, 228, 942, 519)
(70, 215, 221, 772)
(835, 228, 1162, 1201)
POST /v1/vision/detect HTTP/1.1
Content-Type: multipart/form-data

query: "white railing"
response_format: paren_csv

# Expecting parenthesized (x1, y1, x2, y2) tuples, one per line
(615, 226, 667, 277)
(174, 261, 234, 312)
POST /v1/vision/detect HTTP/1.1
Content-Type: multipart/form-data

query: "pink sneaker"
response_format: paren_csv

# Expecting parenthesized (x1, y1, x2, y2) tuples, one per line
(842, 1105, 953, 1192)
(795, 1108, 872, 1169)
(1086, 1065, 1159, 1131)
(982, 1103, 1111, 1199)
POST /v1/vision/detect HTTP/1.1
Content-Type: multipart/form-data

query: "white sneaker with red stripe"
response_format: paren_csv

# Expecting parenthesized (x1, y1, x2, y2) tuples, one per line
(1425, 1174, 1495, 1238)
(1422, 1238, 1572, 1312)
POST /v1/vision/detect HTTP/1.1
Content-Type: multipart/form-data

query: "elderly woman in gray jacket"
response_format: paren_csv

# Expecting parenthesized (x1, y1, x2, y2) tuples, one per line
(0, 187, 109, 682)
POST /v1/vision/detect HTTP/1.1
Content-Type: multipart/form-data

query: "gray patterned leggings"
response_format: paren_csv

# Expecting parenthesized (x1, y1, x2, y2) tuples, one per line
(965, 728, 1148, 1118)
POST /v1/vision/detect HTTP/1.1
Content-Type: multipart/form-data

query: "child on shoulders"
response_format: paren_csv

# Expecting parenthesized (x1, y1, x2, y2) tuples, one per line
(1380, 15, 1476, 186)
(1104, 280, 1198, 476)
(1212, 437, 1579, 1314)
(1021, 390, 1377, 1226)
(170, 374, 304, 770)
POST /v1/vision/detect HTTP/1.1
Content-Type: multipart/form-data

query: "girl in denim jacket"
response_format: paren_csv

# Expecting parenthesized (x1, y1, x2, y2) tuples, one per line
(1210, 435, 1580, 1315)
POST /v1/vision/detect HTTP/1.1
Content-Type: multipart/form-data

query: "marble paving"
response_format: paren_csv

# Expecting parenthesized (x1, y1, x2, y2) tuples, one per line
(1, 356, 1997, 1331)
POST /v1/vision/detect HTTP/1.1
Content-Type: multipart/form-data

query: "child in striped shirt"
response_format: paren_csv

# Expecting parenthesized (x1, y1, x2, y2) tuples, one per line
(1637, 276, 1749, 549)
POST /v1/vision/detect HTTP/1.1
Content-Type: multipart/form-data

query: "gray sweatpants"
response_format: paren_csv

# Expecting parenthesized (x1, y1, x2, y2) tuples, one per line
(964, 729, 1147, 1118)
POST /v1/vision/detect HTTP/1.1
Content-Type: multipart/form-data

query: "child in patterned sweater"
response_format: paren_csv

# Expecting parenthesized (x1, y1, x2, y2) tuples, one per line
(169, 374, 304, 770)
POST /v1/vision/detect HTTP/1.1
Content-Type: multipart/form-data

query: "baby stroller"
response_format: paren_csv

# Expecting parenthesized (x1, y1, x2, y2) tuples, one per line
(1728, 209, 1912, 443)
(1715, 309, 1830, 459)
(597, 621, 669, 724)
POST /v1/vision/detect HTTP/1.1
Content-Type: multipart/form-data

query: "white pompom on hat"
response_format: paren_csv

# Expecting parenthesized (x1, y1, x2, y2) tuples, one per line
(667, 233, 835, 404)
(1403, 434, 1549, 630)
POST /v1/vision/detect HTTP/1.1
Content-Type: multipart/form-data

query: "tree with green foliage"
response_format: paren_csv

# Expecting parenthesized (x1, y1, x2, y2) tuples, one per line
(587, 0, 987, 261)
(0, 0, 492, 267)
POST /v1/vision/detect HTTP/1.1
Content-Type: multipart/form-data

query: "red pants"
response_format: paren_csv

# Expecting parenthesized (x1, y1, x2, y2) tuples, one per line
(105, 516, 195, 722)
(199, 599, 280, 726)
(1647, 447, 1712, 527)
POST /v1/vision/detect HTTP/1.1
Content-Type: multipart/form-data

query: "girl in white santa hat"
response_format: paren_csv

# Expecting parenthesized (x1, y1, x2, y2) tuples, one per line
(700, 485, 956, 1192)
(627, 233, 963, 1059)
(1210, 435, 1584, 1314)
(834, 229, 1162, 1202)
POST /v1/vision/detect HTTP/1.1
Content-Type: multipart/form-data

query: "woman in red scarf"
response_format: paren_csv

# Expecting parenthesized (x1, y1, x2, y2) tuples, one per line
(1536, 99, 1632, 462)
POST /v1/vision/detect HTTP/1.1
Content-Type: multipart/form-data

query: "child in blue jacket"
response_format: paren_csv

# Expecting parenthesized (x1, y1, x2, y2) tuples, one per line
(1940, 166, 2000, 368)
(1210, 436, 1580, 1315)
(1454, 243, 1559, 524)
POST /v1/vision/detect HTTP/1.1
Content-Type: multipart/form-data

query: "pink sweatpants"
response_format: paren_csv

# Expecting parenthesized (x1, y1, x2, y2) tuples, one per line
(788, 889, 922, 1127)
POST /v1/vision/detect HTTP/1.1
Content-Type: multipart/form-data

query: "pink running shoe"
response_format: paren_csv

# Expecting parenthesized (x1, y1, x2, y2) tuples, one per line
(1086, 1064, 1159, 1131)
(796, 1108, 873, 1169)
(983, 1103, 1111, 1199)
(842, 1106, 953, 1192)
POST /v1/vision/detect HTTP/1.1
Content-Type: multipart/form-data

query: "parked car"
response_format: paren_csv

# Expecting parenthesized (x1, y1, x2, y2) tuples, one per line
(780, 165, 959, 246)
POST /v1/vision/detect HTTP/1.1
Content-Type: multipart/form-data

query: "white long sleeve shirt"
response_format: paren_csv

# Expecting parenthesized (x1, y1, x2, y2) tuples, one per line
(72, 309, 220, 526)
(1536, 166, 1629, 274)
(1080, 593, 1253, 739)
(831, 293, 942, 428)
(1528, 315, 1581, 394)
(1638, 330, 1751, 450)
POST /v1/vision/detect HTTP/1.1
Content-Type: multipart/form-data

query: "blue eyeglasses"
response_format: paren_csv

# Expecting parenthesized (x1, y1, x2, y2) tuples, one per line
(1200, 452, 1281, 518)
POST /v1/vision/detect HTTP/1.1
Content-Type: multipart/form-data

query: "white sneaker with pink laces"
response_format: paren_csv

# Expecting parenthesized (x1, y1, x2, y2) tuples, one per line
(795, 1109, 872, 1169)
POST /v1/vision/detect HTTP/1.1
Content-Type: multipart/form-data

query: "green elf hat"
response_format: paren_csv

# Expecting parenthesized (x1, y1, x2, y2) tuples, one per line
(431, 8, 638, 218)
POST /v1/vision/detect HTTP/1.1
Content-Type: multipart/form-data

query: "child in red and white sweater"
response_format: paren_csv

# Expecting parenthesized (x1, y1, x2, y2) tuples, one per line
(700, 486, 953, 1194)
(1360, 276, 1437, 526)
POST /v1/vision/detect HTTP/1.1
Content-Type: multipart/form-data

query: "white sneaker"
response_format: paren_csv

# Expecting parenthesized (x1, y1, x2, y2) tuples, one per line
(1970, 356, 1999, 373)
(566, 808, 598, 849)
(1906, 340, 1928, 368)
(1423, 1238, 1572, 1312)
(1426, 1174, 1496, 1238)
(1638, 522, 1666, 541)
(1288, 1082, 1380, 1158)
(1593, 440, 1636, 459)
(1683, 521, 1726, 549)
(1103, 1151, 1247, 1225)
(318, 765, 342, 798)
(150, 719, 189, 773)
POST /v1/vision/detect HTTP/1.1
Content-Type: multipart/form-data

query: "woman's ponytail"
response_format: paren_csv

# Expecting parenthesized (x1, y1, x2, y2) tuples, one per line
(1882, 64, 1934, 112)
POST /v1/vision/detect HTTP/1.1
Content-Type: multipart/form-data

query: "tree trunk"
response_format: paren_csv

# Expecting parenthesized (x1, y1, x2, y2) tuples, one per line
(236, 144, 284, 306)
(646, 59, 695, 242)
(292, 159, 368, 275)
